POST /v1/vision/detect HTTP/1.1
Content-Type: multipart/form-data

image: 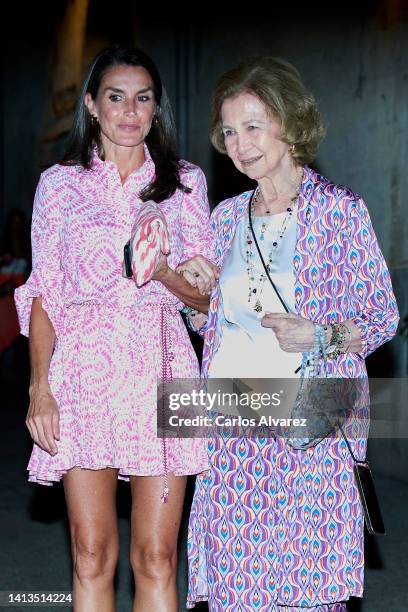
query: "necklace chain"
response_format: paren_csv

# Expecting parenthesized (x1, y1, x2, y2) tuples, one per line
(252, 184, 300, 215)
(246, 188, 299, 315)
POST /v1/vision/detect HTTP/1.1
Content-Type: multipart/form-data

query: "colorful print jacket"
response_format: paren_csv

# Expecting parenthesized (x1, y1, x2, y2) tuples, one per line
(201, 166, 399, 379)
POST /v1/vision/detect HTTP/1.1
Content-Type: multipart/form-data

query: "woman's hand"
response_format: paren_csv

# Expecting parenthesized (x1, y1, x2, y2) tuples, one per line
(150, 254, 210, 313)
(176, 256, 219, 295)
(261, 312, 315, 352)
(151, 253, 170, 282)
(26, 384, 60, 455)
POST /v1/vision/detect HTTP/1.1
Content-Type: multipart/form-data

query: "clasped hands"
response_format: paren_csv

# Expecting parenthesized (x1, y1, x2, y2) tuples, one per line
(176, 256, 315, 351)
(175, 255, 219, 295)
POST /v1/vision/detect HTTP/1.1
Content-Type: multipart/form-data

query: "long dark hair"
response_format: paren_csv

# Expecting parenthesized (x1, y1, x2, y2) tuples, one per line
(61, 46, 190, 202)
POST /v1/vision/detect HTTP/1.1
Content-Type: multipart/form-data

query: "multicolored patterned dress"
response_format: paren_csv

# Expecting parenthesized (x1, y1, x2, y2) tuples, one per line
(187, 166, 399, 610)
(14, 146, 212, 488)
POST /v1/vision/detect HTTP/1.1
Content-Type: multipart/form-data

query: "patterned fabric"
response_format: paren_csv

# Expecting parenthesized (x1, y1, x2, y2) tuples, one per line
(124, 200, 170, 287)
(200, 165, 399, 378)
(188, 434, 366, 611)
(187, 166, 399, 610)
(14, 145, 213, 485)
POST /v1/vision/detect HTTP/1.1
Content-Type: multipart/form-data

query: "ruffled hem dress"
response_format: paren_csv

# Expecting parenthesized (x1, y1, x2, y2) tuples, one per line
(14, 147, 212, 486)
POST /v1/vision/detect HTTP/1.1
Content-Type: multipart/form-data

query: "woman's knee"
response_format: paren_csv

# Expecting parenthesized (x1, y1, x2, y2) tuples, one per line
(72, 535, 119, 584)
(130, 544, 177, 583)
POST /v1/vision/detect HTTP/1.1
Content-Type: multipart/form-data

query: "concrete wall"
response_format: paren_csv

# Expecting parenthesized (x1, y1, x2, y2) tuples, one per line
(138, 11, 408, 266)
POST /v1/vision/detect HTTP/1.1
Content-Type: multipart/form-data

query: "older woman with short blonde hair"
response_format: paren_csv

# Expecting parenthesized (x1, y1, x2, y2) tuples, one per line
(180, 57, 399, 611)
(210, 56, 326, 165)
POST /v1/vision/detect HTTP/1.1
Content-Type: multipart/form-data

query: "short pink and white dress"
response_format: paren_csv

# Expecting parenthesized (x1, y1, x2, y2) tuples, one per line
(15, 147, 212, 486)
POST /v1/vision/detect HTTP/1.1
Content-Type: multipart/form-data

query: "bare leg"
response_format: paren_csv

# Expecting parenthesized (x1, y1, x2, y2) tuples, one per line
(129, 474, 187, 612)
(63, 468, 119, 612)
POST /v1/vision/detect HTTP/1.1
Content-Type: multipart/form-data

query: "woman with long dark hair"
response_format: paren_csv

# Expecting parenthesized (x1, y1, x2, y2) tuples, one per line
(15, 46, 216, 611)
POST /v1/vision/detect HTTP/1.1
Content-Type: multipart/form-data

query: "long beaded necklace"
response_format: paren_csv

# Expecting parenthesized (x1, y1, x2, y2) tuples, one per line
(246, 186, 299, 315)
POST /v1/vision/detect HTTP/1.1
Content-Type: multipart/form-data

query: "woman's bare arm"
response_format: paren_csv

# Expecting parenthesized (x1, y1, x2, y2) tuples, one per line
(154, 265, 211, 313)
(26, 297, 60, 455)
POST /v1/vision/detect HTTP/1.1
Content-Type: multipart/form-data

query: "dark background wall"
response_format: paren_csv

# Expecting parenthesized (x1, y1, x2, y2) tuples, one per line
(2, 1, 408, 479)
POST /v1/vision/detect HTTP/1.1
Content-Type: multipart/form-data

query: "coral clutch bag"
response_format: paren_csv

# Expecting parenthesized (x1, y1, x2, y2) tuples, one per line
(123, 201, 170, 287)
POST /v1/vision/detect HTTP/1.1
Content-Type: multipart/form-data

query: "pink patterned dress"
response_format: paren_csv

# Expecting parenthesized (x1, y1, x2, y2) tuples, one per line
(15, 147, 212, 486)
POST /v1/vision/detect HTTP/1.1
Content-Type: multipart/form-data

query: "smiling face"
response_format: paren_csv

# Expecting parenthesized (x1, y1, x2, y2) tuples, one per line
(85, 64, 156, 153)
(221, 91, 291, 180)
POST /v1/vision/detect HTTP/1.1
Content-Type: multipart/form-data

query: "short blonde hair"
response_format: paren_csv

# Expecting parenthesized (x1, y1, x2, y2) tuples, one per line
(211, 57, 326, 166)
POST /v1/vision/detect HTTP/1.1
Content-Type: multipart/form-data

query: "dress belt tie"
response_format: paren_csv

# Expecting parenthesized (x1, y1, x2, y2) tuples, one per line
(159, 302, 174, 503)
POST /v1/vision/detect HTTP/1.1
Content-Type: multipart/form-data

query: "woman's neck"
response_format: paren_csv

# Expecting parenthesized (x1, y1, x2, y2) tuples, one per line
(256, 163, 303, 215)
(102, 139, 146, 183)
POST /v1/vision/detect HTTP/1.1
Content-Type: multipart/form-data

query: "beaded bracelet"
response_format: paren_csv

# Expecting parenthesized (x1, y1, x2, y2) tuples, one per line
(301, 323, 327, 378)
(326, 322, 351, 359)
(181, 306, 195, 316)
(182, 306, 207, 334)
